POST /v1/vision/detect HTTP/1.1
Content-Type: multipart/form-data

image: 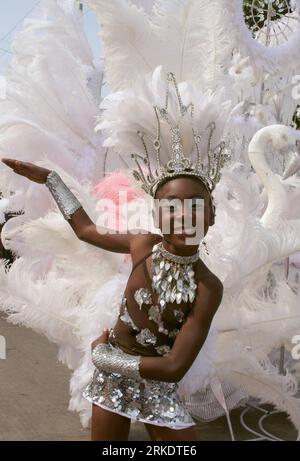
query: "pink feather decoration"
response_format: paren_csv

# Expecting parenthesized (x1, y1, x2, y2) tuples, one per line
(93, 172, 145, 234)
(93, 171, 144, 205)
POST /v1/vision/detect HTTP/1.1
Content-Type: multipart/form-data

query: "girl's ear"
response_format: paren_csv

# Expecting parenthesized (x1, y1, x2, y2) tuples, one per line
(209, 206, 215, 226)
(209, 198, 215, 226)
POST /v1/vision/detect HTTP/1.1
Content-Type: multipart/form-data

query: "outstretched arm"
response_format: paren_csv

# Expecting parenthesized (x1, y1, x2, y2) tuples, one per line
(67, 207, 134, 253)
(1, 159, 134, 253)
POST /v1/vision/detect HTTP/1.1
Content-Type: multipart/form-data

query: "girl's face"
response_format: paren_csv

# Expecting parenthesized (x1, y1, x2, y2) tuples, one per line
(154, 176, 214, 249)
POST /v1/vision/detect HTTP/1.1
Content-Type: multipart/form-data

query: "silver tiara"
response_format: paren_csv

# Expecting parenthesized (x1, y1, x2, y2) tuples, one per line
(130, 72, 230, 197)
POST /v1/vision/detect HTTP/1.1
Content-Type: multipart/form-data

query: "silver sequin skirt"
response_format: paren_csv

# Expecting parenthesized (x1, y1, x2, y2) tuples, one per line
(82, 344, 196, 430)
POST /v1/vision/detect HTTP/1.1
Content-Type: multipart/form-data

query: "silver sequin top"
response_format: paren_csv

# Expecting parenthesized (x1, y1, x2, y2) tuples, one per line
(109, 245, 193, 357)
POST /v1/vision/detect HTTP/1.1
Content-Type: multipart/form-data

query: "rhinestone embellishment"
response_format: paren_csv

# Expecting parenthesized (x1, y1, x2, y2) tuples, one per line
(119, 297, 140, 331)
(173, 309, 185, 323)
(152, 243, 198, 310)
(134, 288, 153, 309)
(155, 344, 171, 356)
(136, 328, 157, 346)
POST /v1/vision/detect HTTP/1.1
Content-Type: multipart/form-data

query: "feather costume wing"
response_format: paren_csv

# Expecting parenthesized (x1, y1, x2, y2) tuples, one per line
(0, 0, 135, 427)
(86, 0, 234, 91)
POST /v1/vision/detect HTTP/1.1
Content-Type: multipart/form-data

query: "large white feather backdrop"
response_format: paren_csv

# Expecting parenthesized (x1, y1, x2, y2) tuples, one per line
(0, 0, 130, 427)
(87, 0, 300, 89)
(86, 0, 234, 92)
(0, 0, 300, 435)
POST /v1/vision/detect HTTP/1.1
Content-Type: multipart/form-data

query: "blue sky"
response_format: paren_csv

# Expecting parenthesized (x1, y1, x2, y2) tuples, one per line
(0, 1, 102, 74)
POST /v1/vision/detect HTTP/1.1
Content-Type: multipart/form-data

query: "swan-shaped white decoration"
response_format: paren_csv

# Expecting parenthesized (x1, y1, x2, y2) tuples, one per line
(222, 124, 300, 285)
(248, 124, 300, 227)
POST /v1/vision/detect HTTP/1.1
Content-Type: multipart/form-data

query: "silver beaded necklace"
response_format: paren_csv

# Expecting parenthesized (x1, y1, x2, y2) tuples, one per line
(151, 242, 199, 311)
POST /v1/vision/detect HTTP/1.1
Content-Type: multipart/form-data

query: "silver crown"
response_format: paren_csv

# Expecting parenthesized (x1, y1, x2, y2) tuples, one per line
(130, 72, 230, 197)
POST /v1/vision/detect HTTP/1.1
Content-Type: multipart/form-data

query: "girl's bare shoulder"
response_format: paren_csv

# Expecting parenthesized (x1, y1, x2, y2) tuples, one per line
(196, 259, 223, 296)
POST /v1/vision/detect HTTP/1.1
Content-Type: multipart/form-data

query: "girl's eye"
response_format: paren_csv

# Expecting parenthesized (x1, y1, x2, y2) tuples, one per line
(159, 201, 180, 212)
(186, 199, 204, 210)
(161, 205, 177, 214)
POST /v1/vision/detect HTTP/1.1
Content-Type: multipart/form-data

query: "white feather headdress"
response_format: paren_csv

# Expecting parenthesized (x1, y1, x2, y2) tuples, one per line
(96, 66, 233, 195)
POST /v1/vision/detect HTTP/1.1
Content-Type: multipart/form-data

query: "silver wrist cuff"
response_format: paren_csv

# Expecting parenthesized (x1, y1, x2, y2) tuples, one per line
(92, 343, 142, 381)
(45, 170, 82, 220)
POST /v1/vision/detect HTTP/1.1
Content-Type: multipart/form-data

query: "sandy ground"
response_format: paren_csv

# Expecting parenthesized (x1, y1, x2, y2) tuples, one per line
(0, 313, 297, 441)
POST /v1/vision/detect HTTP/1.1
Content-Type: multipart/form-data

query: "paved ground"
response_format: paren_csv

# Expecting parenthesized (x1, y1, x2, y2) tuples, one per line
(0, 313, 297, 441)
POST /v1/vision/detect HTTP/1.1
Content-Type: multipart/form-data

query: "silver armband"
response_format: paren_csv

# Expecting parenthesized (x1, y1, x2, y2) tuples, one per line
(92, 343, 142, 381)
(45, 170, 82, 220)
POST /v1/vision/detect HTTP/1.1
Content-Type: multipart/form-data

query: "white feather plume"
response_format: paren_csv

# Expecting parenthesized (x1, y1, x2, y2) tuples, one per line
(87, 0, 235, 91)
